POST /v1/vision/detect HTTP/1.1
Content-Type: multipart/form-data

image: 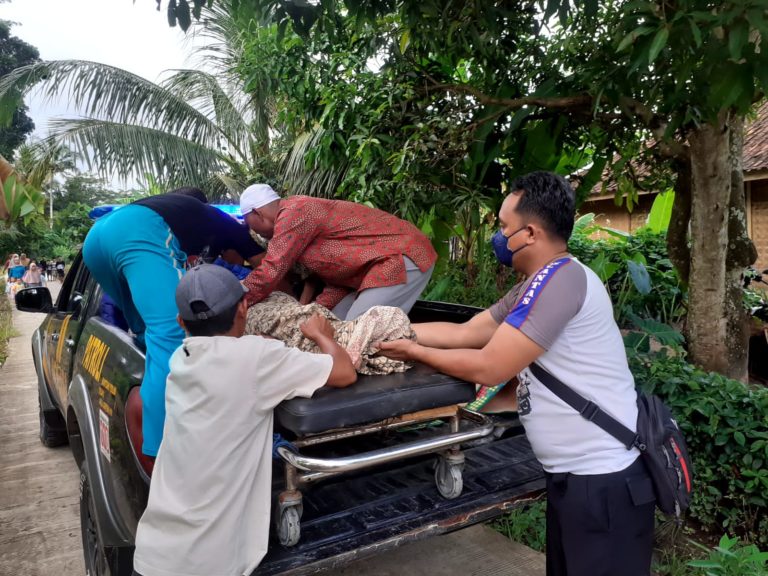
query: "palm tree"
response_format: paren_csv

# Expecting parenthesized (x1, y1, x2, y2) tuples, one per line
(0, 4, 271, 201)
(14, 140, 77, 226)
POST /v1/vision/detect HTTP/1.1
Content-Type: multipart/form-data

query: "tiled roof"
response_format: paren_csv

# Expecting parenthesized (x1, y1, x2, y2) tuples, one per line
(744, 100, 768, 173)
(588, 101, 768, 197)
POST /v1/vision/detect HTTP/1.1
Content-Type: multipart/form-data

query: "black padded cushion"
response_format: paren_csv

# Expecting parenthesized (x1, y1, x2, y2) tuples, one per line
(275, 363, 475, 436)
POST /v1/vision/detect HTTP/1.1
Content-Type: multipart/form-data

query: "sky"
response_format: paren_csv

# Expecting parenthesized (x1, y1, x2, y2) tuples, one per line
(1, 0, 192, 139)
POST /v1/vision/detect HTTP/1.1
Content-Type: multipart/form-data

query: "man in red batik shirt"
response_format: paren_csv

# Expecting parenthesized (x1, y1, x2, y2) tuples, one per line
(239, 184, 437, 320)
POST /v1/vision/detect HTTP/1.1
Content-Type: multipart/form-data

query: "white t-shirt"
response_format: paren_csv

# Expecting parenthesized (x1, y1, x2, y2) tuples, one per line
(491, 257, 640, 475)
(133, 335, 333, 576)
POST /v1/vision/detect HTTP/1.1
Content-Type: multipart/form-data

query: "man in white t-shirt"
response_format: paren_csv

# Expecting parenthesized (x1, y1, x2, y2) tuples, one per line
(132, 264, 357, 576)
(380, 172, 655, 576)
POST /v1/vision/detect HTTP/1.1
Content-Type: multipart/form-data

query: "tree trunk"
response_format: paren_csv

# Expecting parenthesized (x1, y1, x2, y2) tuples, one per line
(667, 157, 692, 284)
(687, 120, 731, 374)
(724, 116, 758, 381)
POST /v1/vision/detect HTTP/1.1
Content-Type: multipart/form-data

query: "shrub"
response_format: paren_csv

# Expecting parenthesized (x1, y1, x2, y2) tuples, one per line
(631, 352, 768, 546)
(490, 499, 547, 553)
(0, 279, 14, 366)
(688, 534, 768, 575)
(423, 244, 514, 308)
(569, 220, 686, 327)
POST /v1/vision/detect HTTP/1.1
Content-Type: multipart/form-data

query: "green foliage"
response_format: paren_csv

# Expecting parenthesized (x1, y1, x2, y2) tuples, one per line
(51, 174, 125, 211)
(165, 0, 211, 31)
(1, 171, 44, 225)
(0, 20, 40, 158)
(0, 199, 93, 263)
(0, 278, 14, 366)
(647, 190, 675, 233)
(422, 238, 514, 308)
(630, 353, 768, 546)
(598, 1, 768, 123)
(688, 535, 768, 575)
(233, 0, 600, 221)
(53, 203, 93, 252)
(569, 220, 686, 326)
(13, 140, 76, 191)
(490, 499, 547, 554)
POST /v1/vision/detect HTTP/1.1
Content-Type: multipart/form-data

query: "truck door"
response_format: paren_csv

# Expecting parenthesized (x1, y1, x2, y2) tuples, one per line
(46, 253, 93, 410)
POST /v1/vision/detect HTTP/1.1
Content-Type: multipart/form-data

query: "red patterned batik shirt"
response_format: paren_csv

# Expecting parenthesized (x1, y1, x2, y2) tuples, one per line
(243, 196, 438, 309)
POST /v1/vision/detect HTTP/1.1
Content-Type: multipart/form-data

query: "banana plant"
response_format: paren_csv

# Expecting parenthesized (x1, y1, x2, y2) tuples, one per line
(0, 156, 45, 227)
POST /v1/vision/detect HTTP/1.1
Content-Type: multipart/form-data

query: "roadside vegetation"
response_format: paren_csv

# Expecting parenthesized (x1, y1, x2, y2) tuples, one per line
(0, 279, 15, 366)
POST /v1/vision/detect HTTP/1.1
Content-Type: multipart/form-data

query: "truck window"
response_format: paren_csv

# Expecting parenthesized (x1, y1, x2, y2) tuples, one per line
(67, 262, 92, 318)
(55, 252, 89, 314)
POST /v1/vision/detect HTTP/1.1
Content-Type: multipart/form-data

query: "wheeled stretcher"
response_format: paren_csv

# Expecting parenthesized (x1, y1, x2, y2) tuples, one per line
(273, 363, 494, 546)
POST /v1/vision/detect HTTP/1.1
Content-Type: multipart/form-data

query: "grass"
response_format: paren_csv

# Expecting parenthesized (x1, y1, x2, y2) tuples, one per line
(0, 279, 17, 366)
(490, 498, 547, 553)
(489, 499, 733, 576)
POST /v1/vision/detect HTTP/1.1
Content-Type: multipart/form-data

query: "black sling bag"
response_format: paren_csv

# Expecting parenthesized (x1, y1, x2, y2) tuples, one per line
(529, 363, 693, 521)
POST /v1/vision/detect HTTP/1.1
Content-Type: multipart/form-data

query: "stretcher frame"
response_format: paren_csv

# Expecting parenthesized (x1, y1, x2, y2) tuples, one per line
(274, 406, 493, 546)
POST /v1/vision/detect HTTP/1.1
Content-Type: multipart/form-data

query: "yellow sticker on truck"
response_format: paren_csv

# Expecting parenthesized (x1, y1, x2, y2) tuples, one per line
(82, 334, 110, 383)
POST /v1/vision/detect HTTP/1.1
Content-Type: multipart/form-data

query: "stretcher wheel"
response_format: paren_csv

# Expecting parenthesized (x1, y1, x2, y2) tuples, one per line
(277, 505, 302, 547)
(435, 456, 464, 499)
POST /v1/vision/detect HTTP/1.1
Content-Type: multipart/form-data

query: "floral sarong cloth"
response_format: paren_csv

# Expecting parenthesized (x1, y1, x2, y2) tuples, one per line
(245, 291, 415, 375)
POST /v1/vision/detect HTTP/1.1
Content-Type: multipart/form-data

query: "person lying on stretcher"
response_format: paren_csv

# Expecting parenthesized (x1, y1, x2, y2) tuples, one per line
(242, 280, 518, 410)
(244, 291, 416, 375)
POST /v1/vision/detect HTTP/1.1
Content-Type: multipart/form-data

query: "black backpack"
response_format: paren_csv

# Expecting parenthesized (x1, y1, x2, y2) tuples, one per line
(529, 363, 693, 521)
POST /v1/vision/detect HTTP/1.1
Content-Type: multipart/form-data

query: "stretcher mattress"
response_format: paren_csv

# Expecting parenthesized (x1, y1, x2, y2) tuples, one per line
(275, 363, 476, 436)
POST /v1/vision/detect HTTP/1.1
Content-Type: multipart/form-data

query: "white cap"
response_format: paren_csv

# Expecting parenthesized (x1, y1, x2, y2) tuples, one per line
(240, 184, 280, 214)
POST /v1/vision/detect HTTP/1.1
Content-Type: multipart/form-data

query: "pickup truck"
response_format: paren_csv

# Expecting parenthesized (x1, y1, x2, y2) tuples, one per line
(15, 251, 545, 576)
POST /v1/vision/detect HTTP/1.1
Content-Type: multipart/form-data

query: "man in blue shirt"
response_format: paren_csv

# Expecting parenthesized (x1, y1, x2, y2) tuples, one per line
(83, 187, 264, 458)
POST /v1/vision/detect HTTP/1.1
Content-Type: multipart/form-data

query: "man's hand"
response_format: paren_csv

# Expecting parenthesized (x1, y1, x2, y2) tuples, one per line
(299, 313, 357, 388)
(300, 313, 335, 342)
(378, 339, 418, 361)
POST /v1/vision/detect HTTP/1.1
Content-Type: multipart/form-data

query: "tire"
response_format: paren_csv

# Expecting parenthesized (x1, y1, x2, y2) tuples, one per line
(80, 462, 112, 576)
(39, 396, 68, 448)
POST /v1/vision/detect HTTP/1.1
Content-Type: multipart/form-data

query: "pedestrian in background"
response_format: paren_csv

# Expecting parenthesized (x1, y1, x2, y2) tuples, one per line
(22, 262, 43, 288)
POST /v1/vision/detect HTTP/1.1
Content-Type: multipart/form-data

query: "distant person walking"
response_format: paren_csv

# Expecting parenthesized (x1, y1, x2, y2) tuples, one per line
(22, 262, 43, 288)
(55, 259, 66, 281)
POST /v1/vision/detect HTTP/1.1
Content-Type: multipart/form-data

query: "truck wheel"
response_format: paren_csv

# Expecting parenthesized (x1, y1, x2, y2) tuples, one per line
(435, 457, 464, 499)
(277, 506, 301, 547)
(39, 396, 68, 448)
(80, 462, 111, 576)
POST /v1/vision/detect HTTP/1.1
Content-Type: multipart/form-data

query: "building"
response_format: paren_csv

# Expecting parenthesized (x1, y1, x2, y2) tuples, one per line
(583, 103, 768, 274)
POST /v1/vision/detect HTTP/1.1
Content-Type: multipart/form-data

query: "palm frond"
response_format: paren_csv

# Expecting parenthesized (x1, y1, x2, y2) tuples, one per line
(281, 127, 347, 197)
(48, 118, 223, 188)
(161, 69, 255, 159)
(0, 60, 222, 147)
(189, 1, 274, 142)
(16, 138, 77, 189)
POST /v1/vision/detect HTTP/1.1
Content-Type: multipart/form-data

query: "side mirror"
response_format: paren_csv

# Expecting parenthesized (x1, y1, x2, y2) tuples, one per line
(15, 287, 54, 313)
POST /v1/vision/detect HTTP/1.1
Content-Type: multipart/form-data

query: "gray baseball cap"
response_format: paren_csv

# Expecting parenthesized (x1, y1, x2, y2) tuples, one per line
(176, 264, 248, 321)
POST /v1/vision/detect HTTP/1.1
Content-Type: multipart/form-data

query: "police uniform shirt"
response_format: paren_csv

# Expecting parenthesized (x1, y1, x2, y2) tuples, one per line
(489, 257, 640, 475)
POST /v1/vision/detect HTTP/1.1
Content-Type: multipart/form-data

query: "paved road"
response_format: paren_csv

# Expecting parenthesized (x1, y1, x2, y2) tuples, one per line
(0, 284, 545, 576)
(0, 284, 85, 576)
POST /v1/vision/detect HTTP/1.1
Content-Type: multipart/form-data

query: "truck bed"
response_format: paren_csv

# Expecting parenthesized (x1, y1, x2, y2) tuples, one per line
(260, 422, 544, 575)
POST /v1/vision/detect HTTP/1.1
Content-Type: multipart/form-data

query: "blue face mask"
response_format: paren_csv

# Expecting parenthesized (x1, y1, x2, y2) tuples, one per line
(491, 226, 528, 267)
